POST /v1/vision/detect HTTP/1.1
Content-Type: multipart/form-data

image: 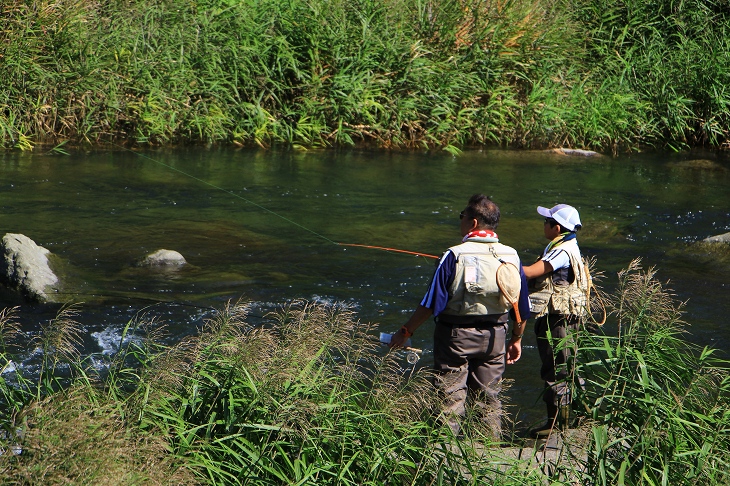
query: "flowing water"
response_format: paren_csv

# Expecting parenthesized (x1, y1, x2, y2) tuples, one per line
(1, 146, 729, 427)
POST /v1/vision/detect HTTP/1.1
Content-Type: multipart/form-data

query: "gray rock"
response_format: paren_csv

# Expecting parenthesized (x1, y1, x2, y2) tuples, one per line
(140, 249, 187, 267)
(0, 233, 59, 303)
(703, 232, 730, 244)
(551, 148, 600, 157)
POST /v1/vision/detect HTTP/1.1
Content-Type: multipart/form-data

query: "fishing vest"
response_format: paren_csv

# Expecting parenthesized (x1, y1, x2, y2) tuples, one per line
(529, 239, 588, 318)
(441, 241, 521, 318)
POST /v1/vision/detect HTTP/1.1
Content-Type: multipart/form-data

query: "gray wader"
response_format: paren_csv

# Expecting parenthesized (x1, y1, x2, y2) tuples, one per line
(433, 321, 507, 439)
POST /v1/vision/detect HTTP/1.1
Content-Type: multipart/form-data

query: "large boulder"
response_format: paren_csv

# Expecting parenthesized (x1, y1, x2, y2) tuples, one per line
(0, 233, 60, 303)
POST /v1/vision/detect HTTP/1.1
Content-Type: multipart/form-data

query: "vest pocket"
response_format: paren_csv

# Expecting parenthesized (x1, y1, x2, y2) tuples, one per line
(529, 291, 550, 317)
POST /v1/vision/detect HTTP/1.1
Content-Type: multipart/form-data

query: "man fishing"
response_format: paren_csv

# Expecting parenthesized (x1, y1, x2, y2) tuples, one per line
(389, 194, 530, 439)
(523, 204, 587, 437)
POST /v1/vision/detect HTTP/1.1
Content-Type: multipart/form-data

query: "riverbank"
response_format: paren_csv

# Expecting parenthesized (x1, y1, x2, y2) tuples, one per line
(1, 263, 729, 484)
(2, 0, 729, 153)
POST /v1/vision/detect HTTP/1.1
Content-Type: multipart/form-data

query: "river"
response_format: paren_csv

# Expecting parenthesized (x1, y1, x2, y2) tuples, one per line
(1, 146, 728, 428)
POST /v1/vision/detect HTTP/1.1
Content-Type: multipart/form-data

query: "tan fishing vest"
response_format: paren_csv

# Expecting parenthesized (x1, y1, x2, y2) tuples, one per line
(441, 241, 521, 317)
(529, 239, 588, 318)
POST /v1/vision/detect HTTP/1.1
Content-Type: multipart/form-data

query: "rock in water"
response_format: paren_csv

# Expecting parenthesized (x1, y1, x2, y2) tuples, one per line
(551, 148, 600, 157)
(140, 249, 187, 267)
(703, 232, 730, 244)
(0, 233, 59, 303)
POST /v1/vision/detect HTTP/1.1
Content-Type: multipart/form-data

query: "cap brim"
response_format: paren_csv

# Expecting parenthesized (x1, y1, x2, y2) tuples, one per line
(536, 206, 552, 218)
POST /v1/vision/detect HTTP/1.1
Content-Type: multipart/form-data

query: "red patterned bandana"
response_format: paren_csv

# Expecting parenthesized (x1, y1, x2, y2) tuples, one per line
(462, 230, 499, 243)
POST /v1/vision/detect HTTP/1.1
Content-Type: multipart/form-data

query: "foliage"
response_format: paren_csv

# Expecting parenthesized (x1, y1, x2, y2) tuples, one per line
(2, 263, 730, 484)
(0, 300, 534, 485)
(573, 260, 730, 485)
(2, 0, 728, 152)
(129, 300, 528, 484)
(562, 0, 730, 151)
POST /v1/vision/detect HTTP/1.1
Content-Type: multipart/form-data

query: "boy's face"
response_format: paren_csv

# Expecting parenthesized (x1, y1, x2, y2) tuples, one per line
(543, 218, 562, 239)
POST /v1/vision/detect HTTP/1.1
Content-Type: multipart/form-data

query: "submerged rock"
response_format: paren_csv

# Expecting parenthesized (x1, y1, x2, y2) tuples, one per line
(0, 233, 60, 303)
(703, 232, 730, 244)
(140, 249, 187, 267)
(670, 159, 728, 171)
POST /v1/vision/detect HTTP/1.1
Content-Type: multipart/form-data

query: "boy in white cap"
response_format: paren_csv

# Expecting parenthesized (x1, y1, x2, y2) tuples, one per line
(523, 204, 588, 437)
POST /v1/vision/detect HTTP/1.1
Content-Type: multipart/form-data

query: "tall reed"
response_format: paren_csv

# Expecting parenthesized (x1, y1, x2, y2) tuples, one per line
(573, 260, 730, 485)
(0, 305, 85, 422)
(130, 300, 529, 484)
(4, 0, 726, 152)
(3, 263, 730, 483)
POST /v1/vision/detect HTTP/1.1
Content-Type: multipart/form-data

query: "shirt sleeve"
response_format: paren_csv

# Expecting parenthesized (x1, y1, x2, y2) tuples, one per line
(420, 250, 455, 316)
(542, 247, 570, 271)
(512, 264, 531, 322)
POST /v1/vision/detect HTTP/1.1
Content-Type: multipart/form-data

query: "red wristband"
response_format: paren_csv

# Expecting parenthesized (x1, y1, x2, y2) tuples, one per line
(400, 326, 413, 337)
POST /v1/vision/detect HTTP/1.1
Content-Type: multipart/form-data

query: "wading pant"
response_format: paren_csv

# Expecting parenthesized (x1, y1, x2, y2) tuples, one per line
(433, 322, 507, 438)
(535, 313, 584, 410)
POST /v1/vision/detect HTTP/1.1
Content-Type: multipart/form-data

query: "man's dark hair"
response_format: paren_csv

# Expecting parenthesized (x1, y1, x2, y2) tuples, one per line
(465, 194, 500, 229)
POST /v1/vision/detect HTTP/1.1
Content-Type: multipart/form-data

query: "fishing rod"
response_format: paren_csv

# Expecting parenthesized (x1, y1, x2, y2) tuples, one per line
(111, 143, 440, 261)
(338, 243, 439, 259)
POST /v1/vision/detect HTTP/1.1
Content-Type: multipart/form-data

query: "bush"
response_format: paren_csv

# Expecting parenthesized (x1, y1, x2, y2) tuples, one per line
(574, 260, 730, 485)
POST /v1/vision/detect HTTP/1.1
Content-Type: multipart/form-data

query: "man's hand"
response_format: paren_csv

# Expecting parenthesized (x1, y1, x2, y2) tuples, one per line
(388, 330, 410, 349)
(507, 320, 526, 364)
(506, 339, 522, 364)
(388, 305, 433, 349)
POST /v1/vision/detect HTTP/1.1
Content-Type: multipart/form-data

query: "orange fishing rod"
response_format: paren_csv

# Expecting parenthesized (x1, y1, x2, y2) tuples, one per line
(338, 243, 440, 259)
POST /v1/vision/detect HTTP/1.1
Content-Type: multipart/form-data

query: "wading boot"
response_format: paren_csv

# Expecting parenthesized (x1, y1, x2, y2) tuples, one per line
(558, 404, 571, 431)
(531, 404, 558, 438)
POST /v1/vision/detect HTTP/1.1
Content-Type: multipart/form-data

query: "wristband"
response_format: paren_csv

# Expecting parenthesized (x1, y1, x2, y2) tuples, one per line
(512, 332, 524, 339)
(400, 326, 413, 337)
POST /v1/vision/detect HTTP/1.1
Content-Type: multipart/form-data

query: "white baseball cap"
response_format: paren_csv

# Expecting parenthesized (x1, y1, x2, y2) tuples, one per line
(537, 204, 582, 231)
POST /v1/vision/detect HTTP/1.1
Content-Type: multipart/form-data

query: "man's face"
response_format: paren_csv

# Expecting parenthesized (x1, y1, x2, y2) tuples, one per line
(460, 208, 475, 236)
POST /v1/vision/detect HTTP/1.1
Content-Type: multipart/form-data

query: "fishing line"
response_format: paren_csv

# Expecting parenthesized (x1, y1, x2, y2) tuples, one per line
(112, 143, 340, 247)
(112, 143, 437, 260)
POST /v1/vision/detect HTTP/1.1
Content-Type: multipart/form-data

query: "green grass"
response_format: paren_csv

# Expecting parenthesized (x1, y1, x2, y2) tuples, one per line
(1, 263, 729, 484)
(573, 260, 730, 485)
(2, 0, 728, 152)
(0, 300, 529, 484)
(563, 0, 730, 151)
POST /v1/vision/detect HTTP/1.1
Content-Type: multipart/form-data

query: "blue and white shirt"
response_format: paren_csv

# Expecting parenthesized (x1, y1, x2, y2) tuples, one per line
(541, 238, 580, 285)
